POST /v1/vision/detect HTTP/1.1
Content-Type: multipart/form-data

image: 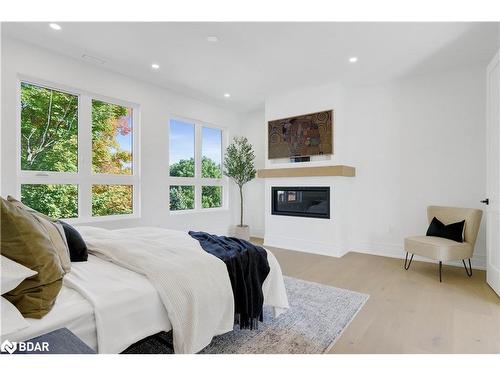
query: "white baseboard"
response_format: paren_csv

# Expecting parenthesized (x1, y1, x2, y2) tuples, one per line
(250, 227, 265, 238)
(348, 241, 486, 270)
(261, 236, 486, 270)
(264, 234, 343, 257)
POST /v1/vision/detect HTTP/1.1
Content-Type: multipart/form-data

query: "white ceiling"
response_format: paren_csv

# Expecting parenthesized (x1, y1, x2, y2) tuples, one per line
(3, 22, 499, 112)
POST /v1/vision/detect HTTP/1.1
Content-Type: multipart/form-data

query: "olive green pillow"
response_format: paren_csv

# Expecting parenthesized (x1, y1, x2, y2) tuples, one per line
(1, 198, 64, 319)
(7, 196, 71, 274)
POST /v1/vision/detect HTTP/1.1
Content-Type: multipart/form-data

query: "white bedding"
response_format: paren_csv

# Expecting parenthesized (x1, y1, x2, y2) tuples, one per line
(3, 285, 96, 348)
(3, 226, 289, 354)
(76, 226, 289, 354)
(3, 255, 172, 353)
(64, 254, 171, 353)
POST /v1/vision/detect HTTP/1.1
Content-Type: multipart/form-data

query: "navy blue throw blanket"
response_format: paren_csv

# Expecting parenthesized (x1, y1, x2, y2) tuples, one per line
(188, 231, 270, 330)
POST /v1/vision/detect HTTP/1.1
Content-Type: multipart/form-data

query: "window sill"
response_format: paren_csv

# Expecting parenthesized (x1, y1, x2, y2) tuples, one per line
(64, 214, 141, 225)
(169, 207, 229, 215)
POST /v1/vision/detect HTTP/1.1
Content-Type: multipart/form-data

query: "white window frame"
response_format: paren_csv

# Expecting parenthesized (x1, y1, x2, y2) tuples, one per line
(16, 76, 141, 223)
(168, 116, 228, 213)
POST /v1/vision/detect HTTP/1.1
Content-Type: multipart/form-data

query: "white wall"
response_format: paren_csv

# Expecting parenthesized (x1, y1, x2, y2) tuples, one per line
(344, 65, 487, 267)
(498, 23, 500, 48)
(255, 64, 487, 267)
(265, 82, 347, 168)
(234, 108, 266, 237)
(1, 37, 241, 234)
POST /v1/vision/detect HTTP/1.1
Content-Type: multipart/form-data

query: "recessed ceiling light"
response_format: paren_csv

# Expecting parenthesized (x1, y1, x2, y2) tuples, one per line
(223, 93, 231, 98)
(49, 23, 61, 31)
(207, 36, 219, 42)
(151, 63, 160, 70)
(349, 57, 358, 63)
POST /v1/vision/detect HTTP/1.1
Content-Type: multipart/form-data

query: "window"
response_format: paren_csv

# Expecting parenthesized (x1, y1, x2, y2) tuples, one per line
(169, 185, 195, 211)
(92, 185, 133, 216)
(168, 119, 225, 211)
(169, 119, 195, 177)
(202, 186, 222, 208)
(20, 83, 79, 172)
(21, 184, 79, 218)
(92, 100, 133, 175)
(18, 80, 139, 221)
(201, 126, 222, 178)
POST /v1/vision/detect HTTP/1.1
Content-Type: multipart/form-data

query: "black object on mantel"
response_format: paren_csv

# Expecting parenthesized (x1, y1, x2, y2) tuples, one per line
(290, 156, 310, 163)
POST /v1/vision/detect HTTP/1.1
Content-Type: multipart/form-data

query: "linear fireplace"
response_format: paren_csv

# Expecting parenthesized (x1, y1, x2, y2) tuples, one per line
(271, 186, 330, 219)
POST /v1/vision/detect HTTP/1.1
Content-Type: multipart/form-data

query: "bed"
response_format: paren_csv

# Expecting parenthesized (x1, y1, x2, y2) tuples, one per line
(4, 255, 172, 353)
(3, 227, 289, 354)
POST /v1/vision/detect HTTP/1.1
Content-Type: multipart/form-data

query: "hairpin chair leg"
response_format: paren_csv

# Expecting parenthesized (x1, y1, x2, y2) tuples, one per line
(404, 252, 414, 270)
(463, 258, 472, 277)
(439, 261, 442, 282)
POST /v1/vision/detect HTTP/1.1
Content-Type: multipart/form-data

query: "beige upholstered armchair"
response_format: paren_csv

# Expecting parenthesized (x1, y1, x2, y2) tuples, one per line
(404, 206, 483, 282)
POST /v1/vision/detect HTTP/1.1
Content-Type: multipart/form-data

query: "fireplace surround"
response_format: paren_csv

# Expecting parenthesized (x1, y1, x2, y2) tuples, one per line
(271, 186, 330, 219)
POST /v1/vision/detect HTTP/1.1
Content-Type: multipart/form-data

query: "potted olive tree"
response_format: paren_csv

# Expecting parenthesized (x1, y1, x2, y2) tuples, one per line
(224, 137, 256, 241)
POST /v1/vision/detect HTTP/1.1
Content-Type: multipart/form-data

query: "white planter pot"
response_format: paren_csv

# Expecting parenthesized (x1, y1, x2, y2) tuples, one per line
(233, 225, 250, 241)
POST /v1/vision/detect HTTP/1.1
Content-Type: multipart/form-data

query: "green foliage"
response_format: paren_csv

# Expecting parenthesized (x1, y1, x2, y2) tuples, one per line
(92, 100, 132, 175)
(223, 137, 256, 187)
(202, 186, 222, 208)
(20, 84, 134, 218)
(21, 184, 78, 218)
(169, 156, 222, 178)
(170, 185, 195, 210)
(92, 185, 133, 216)
(170, 158, 195, 177)
(223, 137, 256, 226)
(21, 83, 78, 172)
(201, 157, 222, 178)
(169, 157, 222, 210)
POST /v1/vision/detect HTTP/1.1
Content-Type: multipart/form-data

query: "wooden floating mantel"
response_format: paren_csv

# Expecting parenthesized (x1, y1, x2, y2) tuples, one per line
(257, 165, 356, 178)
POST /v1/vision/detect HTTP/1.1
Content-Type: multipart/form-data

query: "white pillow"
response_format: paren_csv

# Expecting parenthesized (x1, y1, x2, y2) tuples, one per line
(1, 255, 37, 294)
(1, 296, 30, 336)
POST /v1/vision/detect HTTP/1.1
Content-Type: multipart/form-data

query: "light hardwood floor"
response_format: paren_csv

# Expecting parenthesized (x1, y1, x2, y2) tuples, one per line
(254, 239, 500, 354)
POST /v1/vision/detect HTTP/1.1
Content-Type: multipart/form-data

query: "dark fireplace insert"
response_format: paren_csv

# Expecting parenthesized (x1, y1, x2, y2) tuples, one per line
(271, 186, 330, 219)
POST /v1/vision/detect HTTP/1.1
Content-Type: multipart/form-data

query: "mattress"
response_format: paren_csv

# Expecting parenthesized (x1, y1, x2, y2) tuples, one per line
(3, 255, 172, 352)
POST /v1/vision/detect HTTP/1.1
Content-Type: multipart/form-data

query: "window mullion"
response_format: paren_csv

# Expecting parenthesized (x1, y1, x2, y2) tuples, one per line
(79, 95, 93, 220)
(194, 123, 202, 210)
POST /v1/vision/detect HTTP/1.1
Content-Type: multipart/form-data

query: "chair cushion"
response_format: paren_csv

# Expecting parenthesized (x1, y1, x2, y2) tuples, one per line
(426, 217, 465, 242)
(404, 235, 472, 261)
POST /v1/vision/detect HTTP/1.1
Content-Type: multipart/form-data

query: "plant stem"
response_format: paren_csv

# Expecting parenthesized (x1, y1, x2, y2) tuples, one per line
(239, 184, 243, 227)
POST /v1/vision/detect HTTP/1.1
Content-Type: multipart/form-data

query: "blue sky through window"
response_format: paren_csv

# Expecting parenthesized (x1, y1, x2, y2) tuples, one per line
(116, 114, 133, 151)
(169, 119, 222, 167)
(169, 119, 195, 165)
(116, 111, 133, 170)
(202, 126, 222, 167)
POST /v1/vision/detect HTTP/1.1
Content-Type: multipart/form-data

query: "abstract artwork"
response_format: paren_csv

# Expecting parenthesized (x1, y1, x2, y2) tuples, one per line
(268, 110, 333, 159)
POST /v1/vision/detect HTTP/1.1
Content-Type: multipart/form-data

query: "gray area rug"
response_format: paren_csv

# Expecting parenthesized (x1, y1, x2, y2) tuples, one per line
(123, 276, 369, 354)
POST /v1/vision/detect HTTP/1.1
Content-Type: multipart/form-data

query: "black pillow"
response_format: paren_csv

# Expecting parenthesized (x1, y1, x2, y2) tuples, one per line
(426, 217, 465, 243)
(59, 221, 88, 262)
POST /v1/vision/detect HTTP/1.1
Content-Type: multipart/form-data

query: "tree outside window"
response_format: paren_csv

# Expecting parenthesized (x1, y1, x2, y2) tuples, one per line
(19, 82, 137, 219)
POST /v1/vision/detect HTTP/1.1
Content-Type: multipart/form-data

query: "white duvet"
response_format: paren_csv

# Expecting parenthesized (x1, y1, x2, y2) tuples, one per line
(75, 226, 289, 354)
